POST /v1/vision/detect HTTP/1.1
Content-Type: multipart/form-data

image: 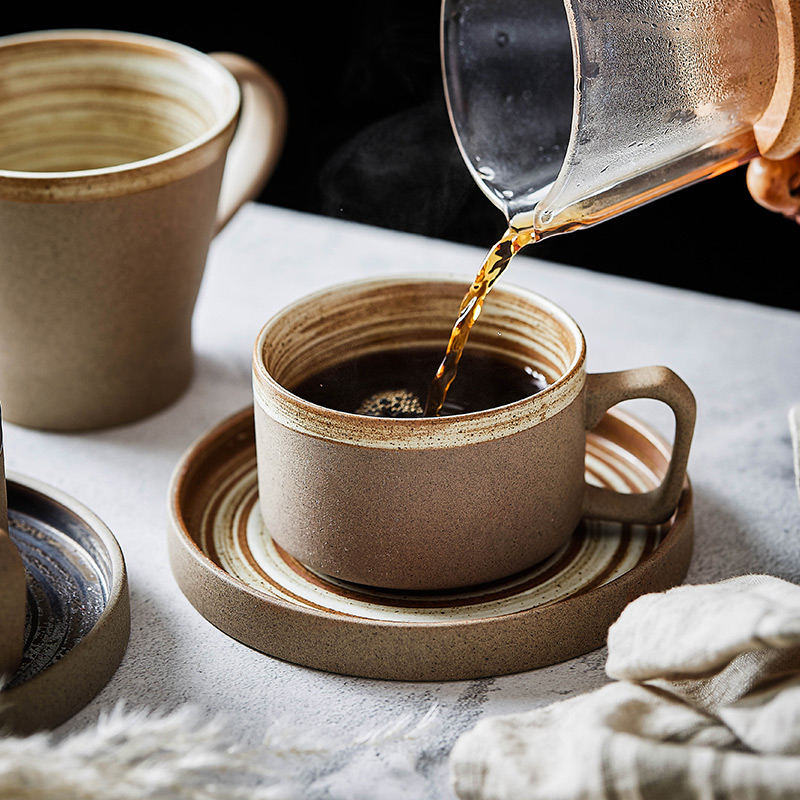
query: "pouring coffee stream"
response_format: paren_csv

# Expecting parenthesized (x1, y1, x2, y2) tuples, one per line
(352, 222, 538, 419)
(424, 223, 537, 416)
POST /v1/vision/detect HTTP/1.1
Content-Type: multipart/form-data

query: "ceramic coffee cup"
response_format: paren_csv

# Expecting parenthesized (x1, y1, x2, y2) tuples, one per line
(252, 275, 696, 591)
(0, 30, 287, 430)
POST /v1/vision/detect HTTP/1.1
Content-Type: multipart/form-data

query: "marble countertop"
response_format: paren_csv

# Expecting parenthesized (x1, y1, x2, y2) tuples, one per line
(4, 202, 800, 798)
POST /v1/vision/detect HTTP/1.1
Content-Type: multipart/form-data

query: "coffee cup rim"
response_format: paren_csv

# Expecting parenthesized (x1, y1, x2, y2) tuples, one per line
(0, 29, 240, 192)
(252, 274, 587, 449)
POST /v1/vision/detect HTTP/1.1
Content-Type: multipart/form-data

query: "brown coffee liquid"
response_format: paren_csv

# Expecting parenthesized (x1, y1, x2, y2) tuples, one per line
(292, 345, 547, 417)
(423, 223, 537, 416)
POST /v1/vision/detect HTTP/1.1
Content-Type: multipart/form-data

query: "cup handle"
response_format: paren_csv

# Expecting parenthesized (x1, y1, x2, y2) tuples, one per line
(210, 52, 288, 233)
(582, 366, 696, 524)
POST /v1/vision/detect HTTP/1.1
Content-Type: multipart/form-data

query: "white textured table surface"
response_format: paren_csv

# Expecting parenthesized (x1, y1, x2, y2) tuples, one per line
(4, 203, 800, 798)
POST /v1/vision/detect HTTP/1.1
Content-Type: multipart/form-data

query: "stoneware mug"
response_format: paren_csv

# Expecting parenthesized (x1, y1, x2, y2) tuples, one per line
(252, 275, 696, 591)
(0, 30, 287, 430)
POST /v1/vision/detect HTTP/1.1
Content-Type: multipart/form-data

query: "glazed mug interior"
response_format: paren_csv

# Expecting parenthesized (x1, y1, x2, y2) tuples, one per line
(257, 274, 584, 446)
(0, 31, 237, 176)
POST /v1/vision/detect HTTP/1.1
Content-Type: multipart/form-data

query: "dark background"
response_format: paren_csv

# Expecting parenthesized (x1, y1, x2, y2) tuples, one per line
(5, 5, 797, 311)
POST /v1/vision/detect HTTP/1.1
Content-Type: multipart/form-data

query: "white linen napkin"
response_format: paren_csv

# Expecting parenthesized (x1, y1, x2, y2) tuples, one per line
(450, 574, 800, 800)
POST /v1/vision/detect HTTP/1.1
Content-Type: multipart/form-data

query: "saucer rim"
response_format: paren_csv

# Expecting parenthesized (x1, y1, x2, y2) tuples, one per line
(167, 406, 693, 680)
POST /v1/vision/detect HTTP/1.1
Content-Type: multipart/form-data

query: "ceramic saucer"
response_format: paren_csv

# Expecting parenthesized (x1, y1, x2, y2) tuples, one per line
(1, 474, 130, 733)
(168, 407, 692, 681)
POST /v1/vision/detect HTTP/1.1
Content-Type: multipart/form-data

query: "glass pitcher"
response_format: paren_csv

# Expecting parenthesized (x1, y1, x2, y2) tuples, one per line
(441, 0, 800, 236)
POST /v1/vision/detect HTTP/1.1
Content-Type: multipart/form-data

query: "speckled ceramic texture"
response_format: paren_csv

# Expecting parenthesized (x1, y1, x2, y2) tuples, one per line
(251, 276, 696, 590)
(0, 473, 129, 734)
(0, 30, 286, 431)
(167, 406, 693, 681)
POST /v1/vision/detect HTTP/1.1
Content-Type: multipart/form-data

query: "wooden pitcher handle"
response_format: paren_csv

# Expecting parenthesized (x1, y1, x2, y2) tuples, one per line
(210, 52, 288, 233)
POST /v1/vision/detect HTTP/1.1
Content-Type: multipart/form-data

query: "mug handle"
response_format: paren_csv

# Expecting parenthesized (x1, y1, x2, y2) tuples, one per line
(210, 52, 288, 233)
(582, 366, 696, 524)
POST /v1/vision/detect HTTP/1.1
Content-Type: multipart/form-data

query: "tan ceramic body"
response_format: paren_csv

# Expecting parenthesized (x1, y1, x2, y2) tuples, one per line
(253, 276, 695, 590)
(0, 31, 285, 430)
(254, 401, 586, 589)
